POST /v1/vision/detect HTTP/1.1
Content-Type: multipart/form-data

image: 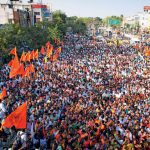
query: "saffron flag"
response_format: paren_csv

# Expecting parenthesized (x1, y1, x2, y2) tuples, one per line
(9, 47, 17, 56)
(20, 51, 26, 62)
(34, 49, 39, 59)
(56, 47, 61, 53)
(46, 41, 51, 48)
(144, 46, 150, 56)
(9, 55, 20, 78)
(135, 44, 139, 50)
(46, 45, 53, 58)
(40, 46, 45, 55)
(17, 63, 25, 75)
(29, 64, 35, 73)
(30, 50, 35, 60)
(25, 51, 31, 62)
(52, 51, 59, 61)
(0, 88, 7, 100)
(22, 66, 30, 78)
(8, 59, 13, 67)
(2, 102, 27, 129)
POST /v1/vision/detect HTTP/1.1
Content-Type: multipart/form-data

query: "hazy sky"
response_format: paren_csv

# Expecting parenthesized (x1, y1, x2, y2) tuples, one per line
(1, 0, 150, 18)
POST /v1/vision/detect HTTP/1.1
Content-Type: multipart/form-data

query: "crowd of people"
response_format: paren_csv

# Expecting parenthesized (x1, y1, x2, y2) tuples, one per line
(0, 34, 150, 150)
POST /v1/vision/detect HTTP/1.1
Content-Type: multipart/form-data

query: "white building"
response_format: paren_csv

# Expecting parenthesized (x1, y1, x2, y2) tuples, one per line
(0, 3, 14, 24)
(125, 6, 150, 29)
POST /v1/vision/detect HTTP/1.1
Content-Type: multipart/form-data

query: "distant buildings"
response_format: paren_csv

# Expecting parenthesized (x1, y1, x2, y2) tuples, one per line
(124, 6, 150, 30)
(0, 0, 52, 27)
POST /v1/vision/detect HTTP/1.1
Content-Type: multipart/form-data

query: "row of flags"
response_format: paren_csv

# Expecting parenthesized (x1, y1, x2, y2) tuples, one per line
(1, 40, 62, 130)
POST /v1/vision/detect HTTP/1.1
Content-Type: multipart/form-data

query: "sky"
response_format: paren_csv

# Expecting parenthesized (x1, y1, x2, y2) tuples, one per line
(1, 0, 150, 18)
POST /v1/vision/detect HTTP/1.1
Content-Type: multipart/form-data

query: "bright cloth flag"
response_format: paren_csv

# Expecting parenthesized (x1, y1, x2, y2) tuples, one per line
(17, 63, 25, 75)
(144, 46, 150, 56)
(56, 47, 61, 53)
(8, 59, 13, 67)
(46, 41, 51, 48)
(9, 47, 17, 56)
(2, 102, 27, 129)
(9, 55, 20, 78)
(40, 46, 45, 55)
(25, 51, 31, 62)
(20, 51, 26, 62)
(29, 64, 35, 73)
(30, 50, 35, 60)
(34, 49, 39, 59)
(46, 45, 53, 58)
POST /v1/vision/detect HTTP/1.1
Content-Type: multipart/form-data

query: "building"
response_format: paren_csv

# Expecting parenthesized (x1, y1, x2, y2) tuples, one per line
(124, 6, 150, 30)
(0, 0, 52, 26)
(31, 4, 52, 25)
(0, 3, 14, 24)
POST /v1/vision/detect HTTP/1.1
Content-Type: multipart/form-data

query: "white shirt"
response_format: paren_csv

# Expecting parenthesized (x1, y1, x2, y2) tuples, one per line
(0, 103, 6, 112)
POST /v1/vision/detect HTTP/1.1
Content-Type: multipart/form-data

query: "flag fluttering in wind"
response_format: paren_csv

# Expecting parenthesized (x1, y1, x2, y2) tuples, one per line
(29, 64, 35, 73)
(9, 55, 20, 78)
(46, 45, 53, 58)
(46, 41, 51, 48)
(0, 88, 7, 100)
(8, 59, 13, 67)
(56, 47, 61, 53)
(52, 51, 59, 62)
(17, 63, 25, 76)
(20, 51, 26, 62)
(34, 49, 39, 59)
(9, 47, 17, 56)
(30, 50, 35, 60)
(25, 51, 31, 62)
(144, 46, 150, 56)
(2, 102, 27, 129)
(40, 46, 45, 55)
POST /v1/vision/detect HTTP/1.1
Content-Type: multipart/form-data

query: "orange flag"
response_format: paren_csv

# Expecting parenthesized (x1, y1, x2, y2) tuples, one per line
(0, 88, 7, 100)
(11, 55, 20, 69)
(22, 66, 30, 78)
(17, 63, 25, 75)
(2, 102, 27, 129)
(46, 41, 51, 48)
(9, 55, 20, 78)
(25, 51, 31, 62)
(46, 45, 53, 58)
(135, 44, 139, 50)
(40, 46, 45, 55)
(8, 59, 13, 67)
(30, 50, 35, 60)
(52, 51, 59, 61)
(29, 64, 35, 73)
(34, 49, 39, 59)
(56, 47, 61, 53)
(144, 46, 150, 56)
(9, 47, 17, 56)
(20, 51, 26, 62)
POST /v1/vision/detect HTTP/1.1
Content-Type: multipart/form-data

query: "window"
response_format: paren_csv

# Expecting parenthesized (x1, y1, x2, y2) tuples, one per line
(34, 12, 40, 15)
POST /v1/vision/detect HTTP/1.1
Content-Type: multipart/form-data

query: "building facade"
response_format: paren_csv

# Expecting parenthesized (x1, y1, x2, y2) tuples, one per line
(0, 1, 52, 26)
(125, 6, 150, 30)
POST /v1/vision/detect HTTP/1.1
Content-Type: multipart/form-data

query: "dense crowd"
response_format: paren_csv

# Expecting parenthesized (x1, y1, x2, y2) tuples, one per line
(0, 34, 150, 150)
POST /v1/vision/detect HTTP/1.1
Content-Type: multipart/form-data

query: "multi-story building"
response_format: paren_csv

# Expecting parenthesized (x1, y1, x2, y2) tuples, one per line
(124, 6, 150, 30)
(31, 4, 52, 25)
(0, 0, 52, 26)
